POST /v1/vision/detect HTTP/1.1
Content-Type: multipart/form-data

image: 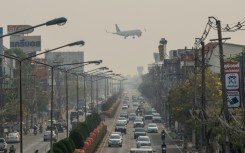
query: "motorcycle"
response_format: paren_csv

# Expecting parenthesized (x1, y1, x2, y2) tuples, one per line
(161, 132, 165, 140)
(162, 147, 166, 153)
(34, 129, 37, 135)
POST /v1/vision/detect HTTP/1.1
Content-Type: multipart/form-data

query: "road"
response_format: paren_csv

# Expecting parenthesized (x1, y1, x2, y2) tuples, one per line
(12, 110, 86, 153)
(97, 85, 184, 153)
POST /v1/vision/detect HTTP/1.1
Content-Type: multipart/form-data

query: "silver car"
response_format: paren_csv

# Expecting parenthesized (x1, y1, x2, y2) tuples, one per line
(147, 123, 158, 133)
(108, 134, 123, 147)
(43, 131, 58, 142)
(136, 136, 151, 148)
(6, 132, 20, 143)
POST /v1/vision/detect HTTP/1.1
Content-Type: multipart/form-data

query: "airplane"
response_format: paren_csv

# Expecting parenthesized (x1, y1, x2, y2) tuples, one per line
(106, 24, 143, 39)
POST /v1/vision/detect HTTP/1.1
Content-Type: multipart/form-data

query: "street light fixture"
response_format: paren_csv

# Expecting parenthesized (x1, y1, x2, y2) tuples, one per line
(63, 60, 102, 137)
(0, 40, 84, 153)
(0, 17, 67, 38)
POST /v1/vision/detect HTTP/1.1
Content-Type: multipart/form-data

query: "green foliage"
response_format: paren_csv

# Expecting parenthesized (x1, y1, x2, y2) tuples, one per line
(68, 138, 76, 152)
(53, 146, 64, 153)
(69, 129, 84, 149)
(59, 138, 74, 153)
(53, 141, 68, 153)
(101, 94, 118, 111)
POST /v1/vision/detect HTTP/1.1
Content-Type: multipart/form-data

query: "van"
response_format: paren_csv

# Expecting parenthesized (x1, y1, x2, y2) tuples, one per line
(129, 147, 155, 153)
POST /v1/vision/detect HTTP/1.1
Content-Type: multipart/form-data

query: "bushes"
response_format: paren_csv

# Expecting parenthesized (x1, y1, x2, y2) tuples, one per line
(47, 112, 107, 153)
(101, 94, 119, 111)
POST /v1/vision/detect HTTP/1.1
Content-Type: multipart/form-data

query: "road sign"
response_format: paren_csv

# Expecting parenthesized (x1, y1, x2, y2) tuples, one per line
(227, 91, 240, 108)
(225, 73, 239, 90)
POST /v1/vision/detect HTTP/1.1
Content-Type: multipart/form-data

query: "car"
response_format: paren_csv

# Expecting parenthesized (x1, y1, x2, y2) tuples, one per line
(118, 117, 128, 124)
(144, 114, 153, 120)
(134, 127, 146, 139)
(0, 138, 8, 153)
(152, 116, 162, 123)
(43, 130, 58, 142)
(108, 134, 123, 147)
(70, 111, 78, 122)
(46, 125, 58, 135)
(115, 121, 127, 134)
(133, 119, 144, 128)
(129, 113, 137, 120)
(136, 136, 151, 148)
(120, 112, 128, 118)
(135, 116, 145, 122)
(78, 109, 84, 115)
(6, 132, 20, 143)
(133, 102, 139, 107)
(147, 123, 158, 133)
(129, 147, 155, 153)
(111, 132, 123, 138)
(54, 123, 64, 133)
(122, 104, 129, 109)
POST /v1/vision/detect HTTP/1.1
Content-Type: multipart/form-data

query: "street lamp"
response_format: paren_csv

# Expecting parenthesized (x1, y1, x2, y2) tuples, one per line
(0, 17, 68, 153)
(0, 17, 67, 38)
(0, 40, 84, 153)
(33, 60, 97, 153)
(63, 60, 102, 137)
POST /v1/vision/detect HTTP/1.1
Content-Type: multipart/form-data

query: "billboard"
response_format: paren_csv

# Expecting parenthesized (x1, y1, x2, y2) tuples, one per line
(224, 61, 240, 108)
(7, 25, 34, 34)
(10, 35, 41, 54)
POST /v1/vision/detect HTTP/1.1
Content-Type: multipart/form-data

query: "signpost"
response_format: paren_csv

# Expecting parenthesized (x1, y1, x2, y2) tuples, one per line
(224, 61, 241, 108)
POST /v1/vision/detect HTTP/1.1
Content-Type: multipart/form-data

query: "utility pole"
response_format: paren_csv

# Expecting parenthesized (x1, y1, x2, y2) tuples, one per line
(192, 46, 198, 153)
(201, 41, 206, 152)
(216, 18, 230, 153)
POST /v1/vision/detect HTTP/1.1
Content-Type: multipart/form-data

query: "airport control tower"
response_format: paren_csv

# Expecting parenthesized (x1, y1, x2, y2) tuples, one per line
(158, 38, 167, 61)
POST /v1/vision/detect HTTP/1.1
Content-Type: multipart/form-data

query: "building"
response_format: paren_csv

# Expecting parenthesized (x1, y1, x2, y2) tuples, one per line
(205, 42, 245, 73)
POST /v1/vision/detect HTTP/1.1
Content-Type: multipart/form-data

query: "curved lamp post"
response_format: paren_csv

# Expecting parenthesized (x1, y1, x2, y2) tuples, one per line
(0, 17, 67, 38)
(33, 60, 98, 153)
(0, 40, 84, 153)
(63, 60, 102, 137)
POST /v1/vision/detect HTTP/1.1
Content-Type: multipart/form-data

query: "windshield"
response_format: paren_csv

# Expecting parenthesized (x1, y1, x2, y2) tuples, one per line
(138, 137, 149, 141)
(148, 124, 156, 127)
(135, 128, 145, 132)
(110, 135, 120, 139)
(135, 119, 142, 122)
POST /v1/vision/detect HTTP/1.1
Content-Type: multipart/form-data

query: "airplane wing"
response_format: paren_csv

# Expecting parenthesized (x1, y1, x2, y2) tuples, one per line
(106, 30, 116, 34)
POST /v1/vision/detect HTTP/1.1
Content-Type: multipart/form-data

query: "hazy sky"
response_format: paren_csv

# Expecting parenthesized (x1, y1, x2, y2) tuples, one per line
(1, 0, 245, 76)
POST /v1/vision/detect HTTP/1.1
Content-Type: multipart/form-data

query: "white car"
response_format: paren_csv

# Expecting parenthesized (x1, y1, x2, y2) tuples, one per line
(129, 113, 137, 120)
(118, 117, 128, 125)
(136, 136, 151, 148)
(147, 123, 158, 133)
(43, 130, 58, 142)
(111, 132, 123, 138)
(6, 132, 20, 143)
(122, 104, 129, 109)
(133, 119, 144, 128)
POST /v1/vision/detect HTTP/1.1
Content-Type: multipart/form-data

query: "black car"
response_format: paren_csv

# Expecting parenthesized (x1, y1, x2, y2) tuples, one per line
(115, 121, 127, 134)
(54, 123, 64, 133)
(134, 127, 146, 139)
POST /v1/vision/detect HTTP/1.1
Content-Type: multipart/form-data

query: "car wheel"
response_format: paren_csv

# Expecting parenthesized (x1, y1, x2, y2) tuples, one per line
(44, 139, 46, 141)
(108, 145, 110, 147)
(120, 144, 122, 147)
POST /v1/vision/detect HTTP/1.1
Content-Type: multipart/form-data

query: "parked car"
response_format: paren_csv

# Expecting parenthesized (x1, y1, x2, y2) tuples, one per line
(147, 123, 158, 133)
(115, 121, 127, 134)
(0, 138, 7, 153)
(6, 132, 20, 143)
(134, 127, 146, 139)
(43, 131, 58, 142)
(108, 134, 123, 147)
(136, 136, 151, 148)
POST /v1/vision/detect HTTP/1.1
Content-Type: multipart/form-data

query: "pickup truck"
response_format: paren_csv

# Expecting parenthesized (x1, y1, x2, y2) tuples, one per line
(0, 138, 7, 153)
